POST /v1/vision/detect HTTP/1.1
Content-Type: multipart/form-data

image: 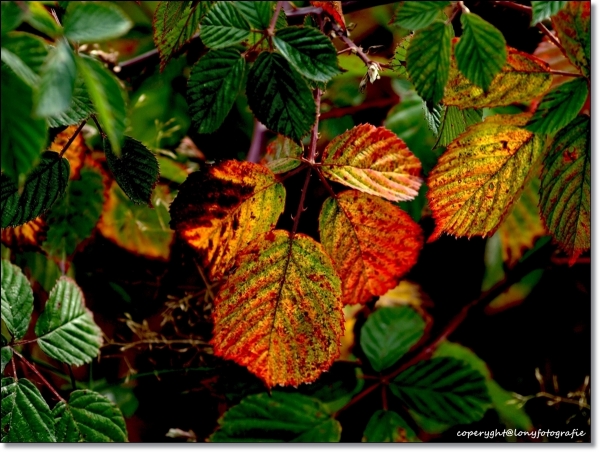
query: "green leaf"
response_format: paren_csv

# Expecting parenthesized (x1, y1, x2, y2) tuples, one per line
(1, 378, 56, 442)
(390, 34, 412, 78)
(46, 74, 94, 128)
(526, 77, 588, 135)
(187, 49, 246, 134)
(390, 357, 491, 425)
(53, 390, 128, 442)
(43, 168, 104, 258)
(361, 306, 425, 372)
(1, 2, 24, 35)
(200, 2, 250, 49)
(104, 137, 160, 206)
(1, 32, 48, 87)
(273, 26, 340, 83)
(1, 345, 11, 374)
(455, 13, 507, 91)
(247, 52, 315, 141)
(35, 40, 77, 118)
(23, 2, 62, 38)
(531, 1, 568, 25)
(1, 261, 34, 341)
(35, 276, 103, 366)
(1, 151, 70, 229)
(63, 2, 132, 43)
(392, 1, 449, 30)
(264, 136, 303, 174)
(362, 410, 419, 442)
(210, 392, 341, 442)
(235, 1, 274, 29)
(76, 55, 127, 155)
(432, 105, 482, 148)
(407, 21, 452, 106)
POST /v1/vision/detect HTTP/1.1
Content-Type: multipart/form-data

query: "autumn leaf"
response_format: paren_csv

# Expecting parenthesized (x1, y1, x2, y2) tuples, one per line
(169, 161, 285, 280)
(427, 114, 544, 241)
(552, 1, 590, 78)
(319, 191, 423, 305)
(311, 1, 346, 32)
(49, 125, 90, 180)
(211, 230, 343, 387)
(263, 135, 303, 174)
(1, 217, 47, 252)
(540, 115, 590, 265)
(320, 124, 422, 202)
(443, 44, 552, 109)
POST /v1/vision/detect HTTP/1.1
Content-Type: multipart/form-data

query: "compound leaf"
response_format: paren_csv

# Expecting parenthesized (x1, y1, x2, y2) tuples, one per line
(187, 49, 246, 134)
(531, 1, 568, 25)
(390, 357, 491, 425)
(540, 115, 590, 265)
(552, 1, 590, 77)
(210, 392, 341, 442)
(392, 1, 449, 30)
(321, 124, 422, 202)
(35, 276, 103, 366)
(247, 52, 315, 141)
(53, 390, 128, 442)
(273, 26, 340, 83)
(63, 2, 132, 43)
(1, 261, 34, 341)
(526, 76, 588, 135)
(360, 306, 425, 372)
(211, 230, 343, 388)
(104, 136, 159, 206)
(1, 378, 56, 442)
(319, 191, 423, 305)
(455, 14, 507, 91)
(263, 136, 303, 174)
(35, 39, 76, 118)
(362, 410, 418, 443)
(170, 160, 285, 280)
(427, 114, 544, 241)
(200, 2, 250, 49)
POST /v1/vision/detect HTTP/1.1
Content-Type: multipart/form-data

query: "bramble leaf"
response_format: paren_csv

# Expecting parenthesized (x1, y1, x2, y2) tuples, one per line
(1, 32, 48, 87)
(390, 34, 412, 78)
(1, 152, 70, 229)
(22, 2, 61, 38)
(35, 276, 103, 366)
(390, 357, 491, 425)
(526, 76, 588, 135)
(1, 378, 56, 443)
(187, 49, 246, 134)
(392, 1, 449, 30)
(63, 2, 132, 43)
(211, 230, 343, 388)
(531, 1, 568, 25)
(443, 45, 552, 108)
(35, 39, 76, 118)
(432, 105, 482, 148)
(540, 115, 590, 265)
(1, 261, 34, 341)
(210, 392, 341, 442)
(1, 2, 23, 35)
(235, 2, 274, 29)
(427, 114, 544, 241)
(319, 191, 423, 305)
(360, 306, 425, 372)
(320, 124, 422, 202)
(53, 390, 128, 442)
(247, 52, 316, 141)
(263, 136, 303, 174)
(0, 344, 11, 375)
(170, 161, 285, 280)
(46, 73, 94, 129)
(552, 1, 590, 77)
(200, 2, 250, 49)
(104, 137, 160, 206)
(407, 21, 452, 106)
(362, 410, 418, 442)
(455, 14, 507, 91)
(273, 26, 340, 83)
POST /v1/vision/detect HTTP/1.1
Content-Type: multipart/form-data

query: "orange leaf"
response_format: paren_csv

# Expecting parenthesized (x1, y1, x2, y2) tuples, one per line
(534, 39, 580, 89)
(49, 125, 90, 180)
(319, 190, 423, 305)
(170, 161, 286, 280)
(552, 1, 590, 78)
(1, 217, 47, 251)
(211, 230, 344, 387)
(311, 1, 346, 31)
(427, 114, 544, 241)
(320, 124, 422, 202)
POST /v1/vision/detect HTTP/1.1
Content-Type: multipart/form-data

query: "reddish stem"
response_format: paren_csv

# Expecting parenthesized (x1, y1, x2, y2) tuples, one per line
(307, 89, 322, 163)
(11, 349, 66, 402)
(59, 120, 86, 158)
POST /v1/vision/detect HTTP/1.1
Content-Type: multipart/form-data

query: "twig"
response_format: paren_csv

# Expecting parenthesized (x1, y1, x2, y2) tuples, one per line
(11, 357, 17, 380)
(335, 382, 381, 417)
(247, 119, 268, 163)
(11, 349, 65, 402)
(548, 70, 582, 78)
(291, 168, 312, 235)
(267, 1, 283, 36)
(282, 5, 323, 18)
(59, 120, 86, 158)
(335, 28, 372, 66)
(536, 22, 565, 52)
(307, 89, 322, 163)
(66, 365, 76, 391)
(91, 115, 106, 138)
(492, 1, 532, 14)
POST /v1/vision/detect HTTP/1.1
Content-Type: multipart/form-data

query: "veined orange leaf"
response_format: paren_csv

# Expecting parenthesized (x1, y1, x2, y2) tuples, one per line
(443, 44, 552, 109)
(320, 124, 422, 202)
(263, 135, 303, 175)
(211, 230, 343, 388)
(169, 161, 285, 280)
(540, 115, 590, 265)
(552, 1, 590, 78)
(427, 114, 544, 241)
(319, 190, 423, 305)
(1, 217, 47, 251)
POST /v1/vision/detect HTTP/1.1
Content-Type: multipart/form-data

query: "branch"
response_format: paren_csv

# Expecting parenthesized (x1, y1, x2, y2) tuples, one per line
(307, 88, 322, 163)
(59, 120, 86, 158)
(536, 22, 566, 54)
(492, 1, 532, 14)
(11, 349, 66, 403)
(267, 1, 283, 36)
(247, 119, 268, 163)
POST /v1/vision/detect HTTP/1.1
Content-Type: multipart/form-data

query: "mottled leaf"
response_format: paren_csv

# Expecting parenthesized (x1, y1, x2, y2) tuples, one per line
(362, 410, 418, 442)
(319, 191, 423, 305)
(263, 136, 303, 174)
(361, 306, 425, 371)
(211, 230, 343, 387)
(200, 2, 250, 49)
(392, 1, 449, 30)
(552, 1, 590, 77)
(433, 105, 482, 148)
(1, 261, 34, 341)
(35, 276, 103, 366)
(170, 160, 285, 280)
(540, 115, 590, 265)
(210, 392, 341, 442)
(531, 1, 568, 25)
(320, 124, 422, 202)
(390, 33, 412, 78)
(427, 114, 544, 241)
(63, 2, 132, 43)
(187, 49, 246, 134)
